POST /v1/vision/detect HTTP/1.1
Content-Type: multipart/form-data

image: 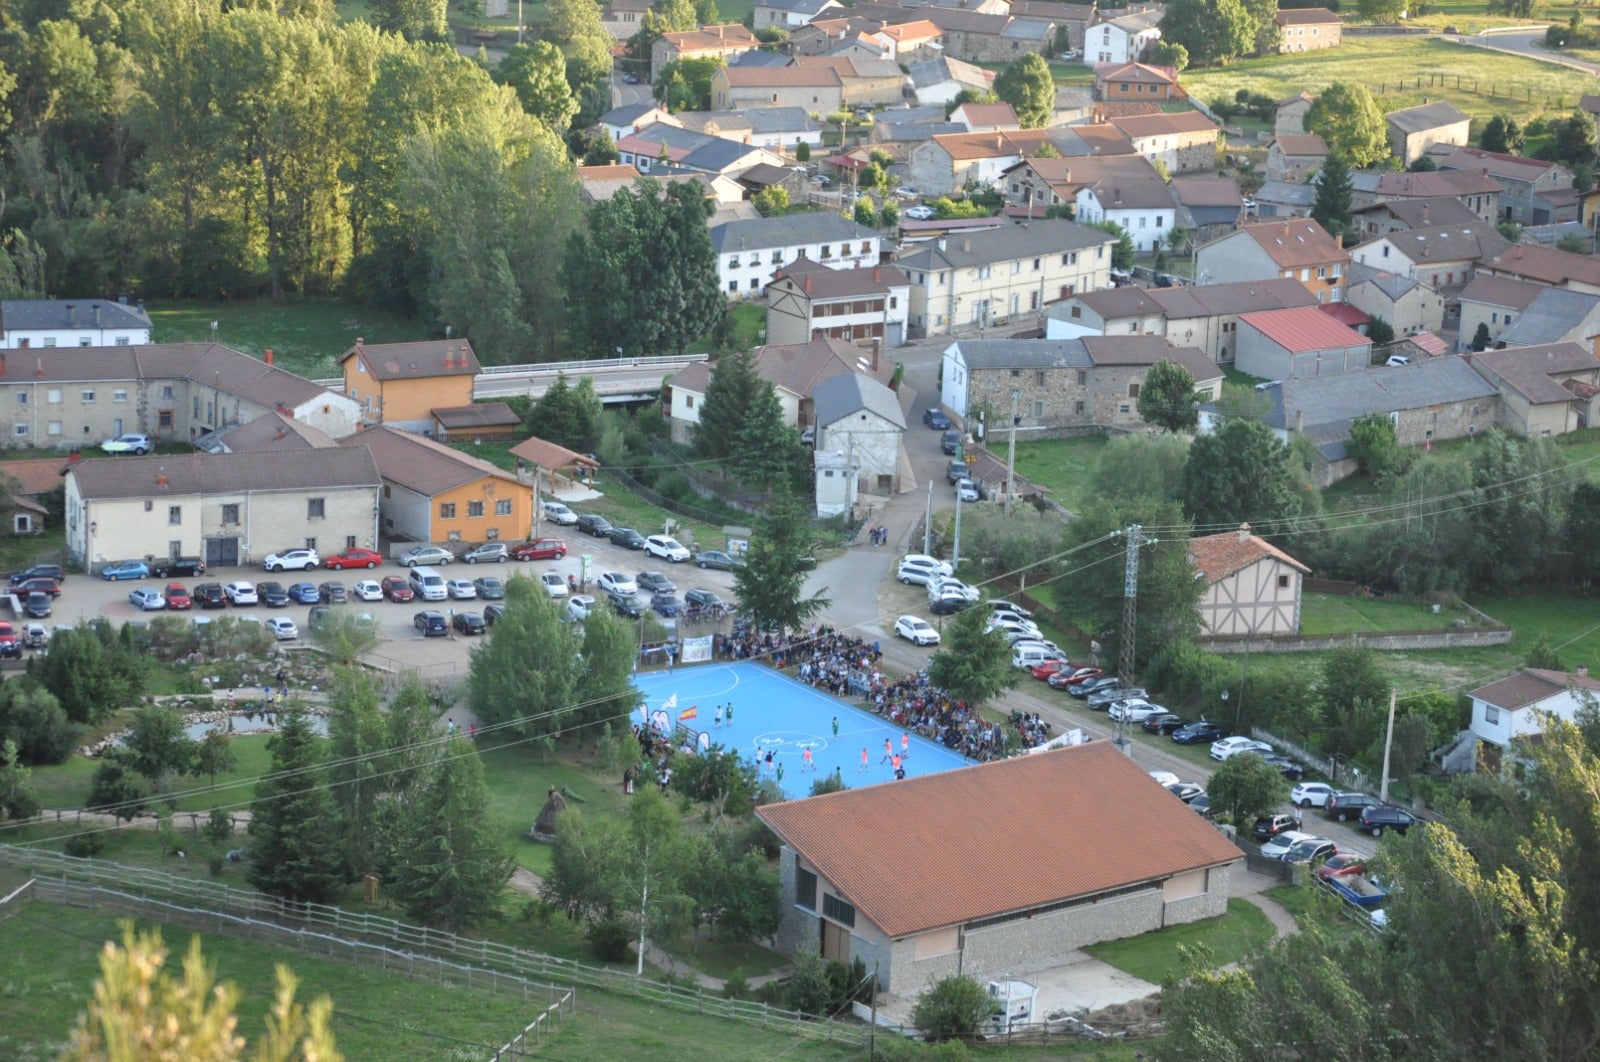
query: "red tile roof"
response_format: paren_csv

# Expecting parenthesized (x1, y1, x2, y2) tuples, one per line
(337, 340, 480, 382)
(1232, 219, 1349, 269)
(755, 743, 1243, 937)
(1274, 6, 1339, 23)
(1470, 668, 1600, 712)
(1239, 305, 1368, 353)
(0, 457, 70, 495)
(1317, 301, 1371, 327)
(1107, 110, 1218, 139)
(1189, 525, 1310, 584)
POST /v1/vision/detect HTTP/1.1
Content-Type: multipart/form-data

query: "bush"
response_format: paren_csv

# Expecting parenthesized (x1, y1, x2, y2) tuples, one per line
(911, 975, 993, 1042)
(64, 832, 105, 857)
(586, 918, 633, 962)
(722, 974, 750, 1000)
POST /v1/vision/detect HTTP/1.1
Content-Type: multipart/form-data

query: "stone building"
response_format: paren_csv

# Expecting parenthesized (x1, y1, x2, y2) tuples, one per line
(755, 743, 1241, 994)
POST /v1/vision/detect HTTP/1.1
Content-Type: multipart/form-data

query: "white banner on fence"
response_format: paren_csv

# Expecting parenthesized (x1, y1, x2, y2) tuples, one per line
(680, 635, 713, 664)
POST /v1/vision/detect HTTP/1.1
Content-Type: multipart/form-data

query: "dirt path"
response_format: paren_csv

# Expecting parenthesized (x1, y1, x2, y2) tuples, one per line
(1240, 891, 1300, 939)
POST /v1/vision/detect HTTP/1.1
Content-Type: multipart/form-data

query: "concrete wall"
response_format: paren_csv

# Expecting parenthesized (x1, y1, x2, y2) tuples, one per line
(818, 411, 903, 492)
(1201, 626, 1515, 652)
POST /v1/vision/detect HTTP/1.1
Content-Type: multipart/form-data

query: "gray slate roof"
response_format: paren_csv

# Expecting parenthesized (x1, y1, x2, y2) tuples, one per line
(711, 213, 877, 252)
(812, 371, 907, 429)
(743, 107, 822, 134)
(1, 299, 151, 333)
(598, 102, 662, 127)
(1264, 356, 1498, 435)
(202, 411, 340, 455)
(70, 447, 379, 500)
(954, 338, 1094, 371)
(898, 219, 1111, 271)
(1386, 101, 1470, 134)
(1256, 180, 1316, 207)
(1499, 287, 1600, 346)
(1346, 262, 1421, 301)
(730, 49, 796, 67)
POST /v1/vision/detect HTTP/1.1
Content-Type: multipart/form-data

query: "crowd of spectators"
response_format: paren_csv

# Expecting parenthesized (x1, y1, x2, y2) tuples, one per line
(716, 621, 1051, 762)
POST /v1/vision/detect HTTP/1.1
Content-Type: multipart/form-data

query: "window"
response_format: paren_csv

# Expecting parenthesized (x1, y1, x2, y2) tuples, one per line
(1491, 312, 1499, 324)
(860, 241, 870, 254)
(79, 337, 92, 347)
(1484, 705, 1501, 726)
(728, 256, 742, 269)
(158, 410, 173, 430)
(46, 421, 61, 436)
(1010, 369, 1021, 378)
(1012, 260, 1022, 274)
(796, 865, 818, 910)
(822, 893, 856, 927)
(14, 392, 24, 404)
(1316, 265, 1326, 278)
(771, 250, 782, 264)
(1034, 370, 1046, 386)
(1505, 314, 1513, 325)
(113, 388, 128, 403)
(47, 389, 61, 404)
(222, 504, 239, 524)
(1074, 400, 1085, 415)
(307, 498, 325, 519)
(1032, 399, 1044, 418)
(439, 502, 457, 519)
(194, 397, 200, 418)
(1062, 252, 1077, 265)
(115, 336, 131, 346)
(42, 338, 55, 348)
(1381, 245, 1389, 258)
(976, 265, 992, 279)
(1077, 370, 1087, 386)
(1033, 257, 1041, 271)
(11, 425, 23, 437)
(750, 279, 759, 290)
(728, 281, 738, 292)
(304, 538, 316, 551)
(1070, 305, 1082, 318)
(821, 245, 832, 258)
(468, 500, 484, 518)
(168, 506, 182, 526)
(1278, 574, 1290, 589)
(162, 385, 174, 399)
(496, 499, 512, 516)
(890, 296, 898, 309)
(1128, 382, 1141, 398)
(81, 390, 95, 403)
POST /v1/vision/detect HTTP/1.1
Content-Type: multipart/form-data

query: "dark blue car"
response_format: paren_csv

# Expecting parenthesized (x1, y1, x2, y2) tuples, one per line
(287, 582, 321, 604)
(651, 593, 683, 617)
(923, 408, 951, 430)
(1171, 721, 1229, 745)
(256, 581, 291, 607)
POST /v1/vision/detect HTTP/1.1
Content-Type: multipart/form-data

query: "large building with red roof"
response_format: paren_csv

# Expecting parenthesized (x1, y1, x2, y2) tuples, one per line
(1235, 305, 1372, 380)
(755, 743, 1241, 993)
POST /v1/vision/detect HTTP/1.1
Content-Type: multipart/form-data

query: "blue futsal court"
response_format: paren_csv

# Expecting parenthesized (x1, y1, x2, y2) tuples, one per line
(632, 661, 974, 799)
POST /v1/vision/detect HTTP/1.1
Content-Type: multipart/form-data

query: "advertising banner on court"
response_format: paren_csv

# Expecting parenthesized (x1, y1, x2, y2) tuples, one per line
(681, 634, 713, 664)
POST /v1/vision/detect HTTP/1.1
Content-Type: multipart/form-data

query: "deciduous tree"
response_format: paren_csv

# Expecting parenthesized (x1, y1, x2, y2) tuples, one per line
(912, 975, 995, 1042)
(1180, 418, 1307, 531)
(1306, 83, 1389, 168)
(1481, 114, 1525, 154)
(1091, 432, 1190, 504)
(496, 42, 578, 132)
(993, 52, 1054, 128)
(469, 579, 583, 734)
(0, 739, 39, 821)
(1136, 359, 1201, 433)
(86, 749, 149, 824)
(1207, 752, 1286, 824)
(1347, 411, 1412, 481)
(1087, 220, 1134, 270)
(27, 626, 145, 724)
(0, 682, 75, 764)
(1159, 0, 1255, 66)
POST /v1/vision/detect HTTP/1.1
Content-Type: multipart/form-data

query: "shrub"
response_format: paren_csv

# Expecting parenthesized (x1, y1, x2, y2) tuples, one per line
(722, 974, 750, 1000)
(911, 975, 993, 1042)
(586, 918, 633, 962)
(64, 832, 105, 857)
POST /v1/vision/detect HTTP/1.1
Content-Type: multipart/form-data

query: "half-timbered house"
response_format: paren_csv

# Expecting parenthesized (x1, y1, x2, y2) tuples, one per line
(1188, 523, 1310, 637)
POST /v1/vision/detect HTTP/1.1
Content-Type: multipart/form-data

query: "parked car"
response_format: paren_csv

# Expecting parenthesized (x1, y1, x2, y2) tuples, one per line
(1359, 805, 1418, 837)
(192, 583, 227, 609)
(987, 599, 1034, 619)
(1067, 675, 1121, 699)
(1291, 782, 1336, 809)
(635, 571, 674, 595)
(321, 548, 383, 570)
(1211, 736, 1273, 761)
(100, 560, 150, 581)
(1252, 813, 1302, 841)
(904, 205, 935, 220)
(928, 576, 980, 604)
(15, 577, 61, 598)
(597, 572, 637, 596)
(947, 459, 971, 485)
(1047, 667, 1103, 690)
(265, 616, 299, 640)
(513, 538, 567, 561)
(128, 587, 167, 611)
(24, 592, 51, 618)
(451, 612, 487, 635)
(287, 582, 321, 605)
(1030, 659, 1071, 681)
(1189, 793, 1215, 818)
(894, 615, 940, 646)
(567, 595, 595, 621)
(1165, 782, 1206, 803)
(164, 584, 193, 610)
(1142, 713, 1187, 735)
(542, 501, 579, 525)
(1264, 755, 1306, 781)
(651, 592, 684, 617)
(929, 590, 971, 615)
(955, 478, 979, 502)
(693, 550, 742, 571)
(0, 622, 19, 658)
(608, 527, 647, 550)
(1314, 853, 1368, 882)
(153, 557, 206, 579)
(1259, 830, 1313, 859)
(540, 572, 568, 598)
(413, 610, 448, 637)
(318, 582, 348, 604)
(445, 578, 477, 600)
(684, 588, 723, 609)
(484, 603, 505, 626)
(645, 535, 691, 562)
(380, 576, 415, 602)
(1089, 685, 1144, 710)
(10, 564, 63, 585)
(1109, 700, 1165, 723)
(895, 185, 920, 199)
(256, 582, 290, 607)
(472, 577, 506, 600)
(461, 543, 508, 564)
(1280, 837, 1340, 865)
(940, 429, 961, 455)
(100, 433, 151, 454)
(1325, 792, 1382, 823)
(576, 513, 613, 538)
(609, 590, 645, 618)
(897, 554, 953, 586)
(1172, 720, 1229, 744)
(922, 408, 950, 430)
(263, 548, 319, 572)
(222, 581, 258, 606)
(398, 545, 454, 567)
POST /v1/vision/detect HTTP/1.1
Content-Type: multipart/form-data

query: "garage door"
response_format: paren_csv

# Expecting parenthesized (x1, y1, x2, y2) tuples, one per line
(205, 537, 239, 567)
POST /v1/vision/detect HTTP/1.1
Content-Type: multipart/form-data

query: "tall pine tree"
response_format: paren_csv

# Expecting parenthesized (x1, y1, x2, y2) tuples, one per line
(693, 347, 764, 461)
(1311, 151, 1354, 245)
(247, 707, 347, 904)
(388, 736, 514, 932)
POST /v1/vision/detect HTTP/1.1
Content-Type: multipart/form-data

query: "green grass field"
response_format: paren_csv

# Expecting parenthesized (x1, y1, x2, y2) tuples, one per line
(1184, 37, 1597, 126)
(1084, 898, 1275, 985)
(1011, 435, 1108, 515)
(147, 299, 433, 382)
(1298, 591, 1465, 635)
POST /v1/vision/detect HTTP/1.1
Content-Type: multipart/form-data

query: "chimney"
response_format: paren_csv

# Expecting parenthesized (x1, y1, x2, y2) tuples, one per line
(1578, 664, 1590, 677)
(871, 337, 882, 372)
(1422, 203, 1429, 225)
(962, 239, 971, 253)
(0, 352, 5, 378)
(264, 348, 273, 366)
(355, 336, 364, 354)
(274, 428, 287, 440)
(873, 266, 881, 283)
(156, 473, 168, 488)
(68, 450, 80, 463)
(1237, 522, 1250, 542)
(804, 274, 813, 292)
(1113, 186, 1122, 204)
(34, 358, 42, 378)
(93, 304, 101, 327)
(938, 237, 947, 251)
(64, 303, 74, 326)
(1296, 408, 1305, 434)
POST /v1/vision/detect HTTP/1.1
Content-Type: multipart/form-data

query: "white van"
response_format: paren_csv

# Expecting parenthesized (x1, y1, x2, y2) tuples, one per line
(1012, 644, 1065, 671)
(409, 565, 448, 601)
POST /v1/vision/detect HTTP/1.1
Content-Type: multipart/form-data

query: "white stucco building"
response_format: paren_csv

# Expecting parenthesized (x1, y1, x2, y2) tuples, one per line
(2, 299, 152, 349)
(711, 214, 882, 299)
(1468, 667, 1600, 749)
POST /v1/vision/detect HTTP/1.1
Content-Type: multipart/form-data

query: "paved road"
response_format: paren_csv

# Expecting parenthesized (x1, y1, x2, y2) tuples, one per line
(1451, 30, 1600, 75)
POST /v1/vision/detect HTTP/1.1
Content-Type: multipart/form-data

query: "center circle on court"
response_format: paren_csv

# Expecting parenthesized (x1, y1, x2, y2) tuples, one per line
(753, 731, 826, 754)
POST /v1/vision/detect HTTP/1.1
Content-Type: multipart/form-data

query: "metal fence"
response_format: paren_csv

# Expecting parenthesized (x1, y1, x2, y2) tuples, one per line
(0, 846, 867, 1047)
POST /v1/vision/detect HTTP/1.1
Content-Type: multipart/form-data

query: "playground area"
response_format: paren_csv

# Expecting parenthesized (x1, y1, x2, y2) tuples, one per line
(632, 662, 974, 798)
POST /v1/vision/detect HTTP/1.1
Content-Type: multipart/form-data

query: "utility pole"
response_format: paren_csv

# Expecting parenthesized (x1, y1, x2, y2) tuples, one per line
(1380, 688, 1397, 803)
(1004, 389, 1020, 516)
(1118, 524, 1159, 689)
(952, 481, 964, 567)
(921, 480, 932, 555)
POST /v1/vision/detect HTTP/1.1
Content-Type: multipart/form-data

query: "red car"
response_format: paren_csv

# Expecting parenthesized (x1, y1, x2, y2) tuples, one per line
(322, 548, 384, 570)
(164, 583, 193, 610)
(1047, 666, 1104, 690)
(380, 575, 415, 603)
(1314, 853, 1365, 882)
(1030, 659, 1071, 680)
(513, 538, 568, 561)
(0, 621, 16, 658)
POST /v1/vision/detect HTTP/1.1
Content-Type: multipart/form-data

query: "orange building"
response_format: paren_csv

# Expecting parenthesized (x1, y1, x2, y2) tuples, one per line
(337, 339, 480, 433)
(340, 425, 532, 547)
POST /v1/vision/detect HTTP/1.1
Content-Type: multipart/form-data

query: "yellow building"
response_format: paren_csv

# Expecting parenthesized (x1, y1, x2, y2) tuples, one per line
(337, 339, 480, 433)
(340, 425, 532, 547)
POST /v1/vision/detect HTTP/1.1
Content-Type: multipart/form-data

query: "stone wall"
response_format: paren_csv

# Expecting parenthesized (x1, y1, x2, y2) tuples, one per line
(774, 845, 821, 959)
(1201, 626, 1514, 653)
(969, 363, 1151, 435)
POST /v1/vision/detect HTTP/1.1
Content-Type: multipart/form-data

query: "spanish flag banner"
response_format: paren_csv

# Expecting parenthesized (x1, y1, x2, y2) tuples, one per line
(678, 705, 698, 722)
